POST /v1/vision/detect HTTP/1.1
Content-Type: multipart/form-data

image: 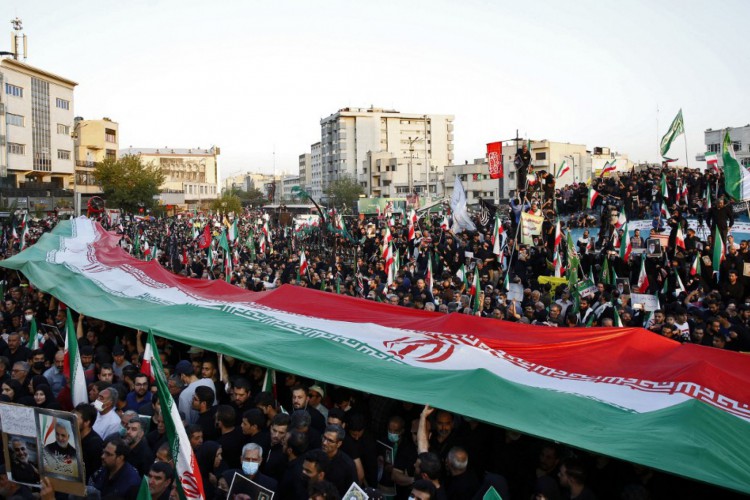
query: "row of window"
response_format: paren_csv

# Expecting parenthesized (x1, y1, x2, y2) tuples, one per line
(6, 115, 73, 137)
(7, 143, 71, 160)
(4, 83, 70, 109)
(707, 142, 743, 153)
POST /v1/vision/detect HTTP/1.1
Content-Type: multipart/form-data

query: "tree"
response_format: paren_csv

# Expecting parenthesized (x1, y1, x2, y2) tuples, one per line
(325, 175, 364, 210)
(210, 191, 242, 215)
(230, 187, 266, 207)
(94, 155, 166, 213)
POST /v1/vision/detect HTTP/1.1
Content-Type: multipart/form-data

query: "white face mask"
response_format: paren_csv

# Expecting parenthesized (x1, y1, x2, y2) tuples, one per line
(92, 400, 105, 413)
(24, 314, 33, 322)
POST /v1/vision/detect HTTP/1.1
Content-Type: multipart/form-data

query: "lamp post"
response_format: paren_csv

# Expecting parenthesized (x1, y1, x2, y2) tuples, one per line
(407, 136, 422, 194)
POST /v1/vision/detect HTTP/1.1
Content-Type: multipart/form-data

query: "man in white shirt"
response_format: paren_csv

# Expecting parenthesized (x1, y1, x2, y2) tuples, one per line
(93, 387, 122, 440)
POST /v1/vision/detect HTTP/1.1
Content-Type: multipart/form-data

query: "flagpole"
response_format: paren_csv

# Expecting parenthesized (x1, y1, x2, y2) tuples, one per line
(683, 117, 689, 169)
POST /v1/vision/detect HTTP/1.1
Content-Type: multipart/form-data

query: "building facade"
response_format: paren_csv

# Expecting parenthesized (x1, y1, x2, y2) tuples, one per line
(298, 153, 311, 192)
(317, 106, 454, 199)
(703, 126, 750, 167)
(120, 147, 220, 208)
(73, 117, 119, 195)
(444, 159, 502, 205)
(0, 58, 76, 190)
(310, 142, 322, 199)
(281, 175, 301, 202)
(591, 146, 634, 176)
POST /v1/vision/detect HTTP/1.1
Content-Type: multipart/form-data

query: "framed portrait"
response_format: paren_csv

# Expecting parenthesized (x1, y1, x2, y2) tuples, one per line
(646, 238, 662, 257)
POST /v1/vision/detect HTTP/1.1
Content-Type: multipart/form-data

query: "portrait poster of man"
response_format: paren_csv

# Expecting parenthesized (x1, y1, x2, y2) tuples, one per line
(646, 238, 662, 257)
(228, 471, 275, 500)
(36, 408, 85, 495)
(0, 403, 41, 488)
(616, 277, 631, 295)
(6, 435, 41, 487)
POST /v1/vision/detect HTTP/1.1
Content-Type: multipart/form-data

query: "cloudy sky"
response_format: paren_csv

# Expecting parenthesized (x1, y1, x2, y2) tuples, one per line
(7, 0, 749, 178)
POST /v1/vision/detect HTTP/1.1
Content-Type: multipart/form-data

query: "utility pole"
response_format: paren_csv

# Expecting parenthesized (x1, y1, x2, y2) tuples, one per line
(407, 136, 421, 195)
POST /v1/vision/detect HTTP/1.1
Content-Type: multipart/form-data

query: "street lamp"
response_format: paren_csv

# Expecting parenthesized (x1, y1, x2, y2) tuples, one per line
(564, 154, 579, 183)
(407, 136, 422, 194)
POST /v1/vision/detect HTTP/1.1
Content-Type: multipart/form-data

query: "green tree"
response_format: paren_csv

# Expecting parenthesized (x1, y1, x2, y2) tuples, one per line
(230, 187, 266, 207)
(210, 191, 243, 214)
(94, 155, 166, 213)
(325, 175, 364, 210)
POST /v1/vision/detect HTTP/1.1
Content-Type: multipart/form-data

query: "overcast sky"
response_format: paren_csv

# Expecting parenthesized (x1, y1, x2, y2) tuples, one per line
(7, 0, 749, 179)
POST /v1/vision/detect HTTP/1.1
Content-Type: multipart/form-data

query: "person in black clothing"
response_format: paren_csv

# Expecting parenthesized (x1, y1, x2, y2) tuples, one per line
(241, 408, 271, 451)
(516, 145, 532, 199)
(147, 461, 173, 500)
(558, 458, 597, 500)
(707, 197, 734, 244)
(291, 385, 326, 433)
(216, 405, 244, 470)
(192, 385, 218, 441)
(124, 417, 153, 476)
(263, 412, 292, 482)
(231, 378, 254, 425)
(443, 446, 480, 500)
(75, 403, 103, 479)
(278, 429, 310, 500)
(321, 424, 357, 496)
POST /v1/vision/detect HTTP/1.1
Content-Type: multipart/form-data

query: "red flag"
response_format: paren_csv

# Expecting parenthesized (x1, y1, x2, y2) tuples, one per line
(198, 225, 211, 249)
(487, 142, 504, 179)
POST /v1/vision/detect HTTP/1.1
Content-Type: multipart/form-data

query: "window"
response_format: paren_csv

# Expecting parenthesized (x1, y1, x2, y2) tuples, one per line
(6, 113, 24, 127)
(535, 152, 547, 160)
(105, 128, 116, 143)
(57, 123, 70, 135)
(733, 142, 741, 152)
(8, 143, 25, 155)
(56, 98, 70, 110)
(57, 149, 71, 160)
(105, 149, 116, 160)
(5, 83, 23, 97)
(707, 143, 720, 153)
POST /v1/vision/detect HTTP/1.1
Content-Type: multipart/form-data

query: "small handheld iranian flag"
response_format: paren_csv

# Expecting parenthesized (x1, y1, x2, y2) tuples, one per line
(713, 226, 725, 280)
(661, 173, 669, 201)
(675, 227, 686, 250)
(587, 188, 600, 209)
(636, 256, 650, 293)
(705, 152, 720, 174)
(426, 256, 434, 294)
(556, 160, 570, 179)
(619, 223, 632, 262)
(261, 367, 277, 402)
(19, 214, 29, 250)
(554, 219, 562, 249)
(492, 214, 505, 256)
(471, 270, 480, 313)
(299, 250, 308, 277)
(27, 317, 40, 350)
(690, 254, 702, 276)
(146, 332, 205, 500)
(63, 309, 87, 406)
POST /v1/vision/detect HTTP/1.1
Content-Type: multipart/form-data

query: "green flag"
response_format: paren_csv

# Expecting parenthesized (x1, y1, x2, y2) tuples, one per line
(218, 229, 230, 254)
(722, 130, 750, 201)
(660, 109, 684, 157)
(713, 226, 725, 280)
(600, 258, 610, 285)
(27, 318, 39, 350)
(483, 486, 503, 500)
(137, 476, 152, 500)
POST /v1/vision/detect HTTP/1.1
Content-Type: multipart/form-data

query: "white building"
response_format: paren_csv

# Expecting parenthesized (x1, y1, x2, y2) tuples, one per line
(702, 126, 750, 167)
(281, 175, 301, 201)
(591, 146, 634, 176)
(0, 57, 77, 189)
(317, 106, 454, 199)
(444, 159, 502, 205)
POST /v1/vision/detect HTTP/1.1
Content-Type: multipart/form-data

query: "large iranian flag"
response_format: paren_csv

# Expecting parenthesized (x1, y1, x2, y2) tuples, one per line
(3, 218, 750, 494)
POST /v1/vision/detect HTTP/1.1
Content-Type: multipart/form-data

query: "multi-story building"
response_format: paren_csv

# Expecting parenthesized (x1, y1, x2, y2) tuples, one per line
(281, 175, 301, 202)
(444, 159, 502, 205)
(72, 117, 118, 195)
(318, 106, 454, 199)
(703, 126, 750, 167)
(0, 57, 76, 191)
(298, 153, 311, 192)
(310, 142, 322, 199)
(120, 146, 220, 209)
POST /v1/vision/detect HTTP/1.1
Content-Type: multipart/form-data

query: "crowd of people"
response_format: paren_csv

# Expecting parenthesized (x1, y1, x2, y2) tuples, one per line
(0, 163, 747, 500)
